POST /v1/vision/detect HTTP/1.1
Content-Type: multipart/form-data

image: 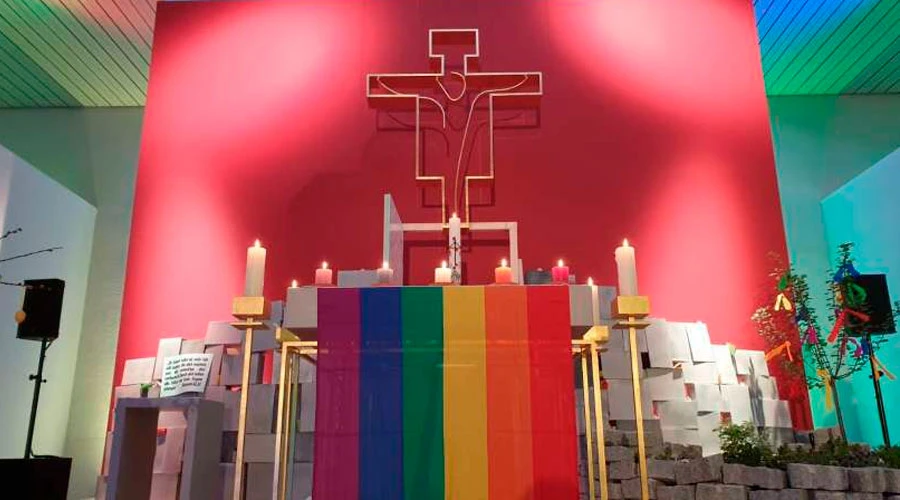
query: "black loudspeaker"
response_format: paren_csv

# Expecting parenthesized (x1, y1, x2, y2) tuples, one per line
(16, 279, 65, 342)
(847, 274, 896, 336)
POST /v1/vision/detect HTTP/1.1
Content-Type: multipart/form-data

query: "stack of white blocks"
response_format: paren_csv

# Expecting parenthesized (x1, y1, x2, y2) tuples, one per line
(598, 315, 793, 456)
(99, 301, 315, 500)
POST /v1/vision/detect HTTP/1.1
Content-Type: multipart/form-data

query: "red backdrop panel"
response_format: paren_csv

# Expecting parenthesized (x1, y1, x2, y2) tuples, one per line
(119, 0, 809, 426)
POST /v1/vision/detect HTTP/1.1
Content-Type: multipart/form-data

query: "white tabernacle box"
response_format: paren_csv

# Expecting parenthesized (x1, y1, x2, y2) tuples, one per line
(149, 473, 179, 500)
(153, 427, 186, 474)
(284, 287, 317, 331)
(338, 270, 379, 288)
(698, 411, 723, 456)
(666, 322, 693, 362)
(299, 382, 316, 432)
(246, 462, 274, 500)
(569, 285, 595, 327)
(247, 384, 278, 434)
(643, 368, 686, 402)
(248, 328, 278, 352)
(153, 337, 183, 380)
(657, 400, 699, 429)
(600, 346, 634, 380)
(291, 464, 314, 500)
(662, 427, 701, 447)
(223, 390, 240, 432)
(244, 434, 276, 463)
(756, 375, 779, 399)
(681, 362, 719, 385)
(713, 344, 738, 385)
(722, 384, 753, 424)
(179, 339, 205, 355)
(761, 399, 792, 428)
(645, 319, 673, 368)
(686, 322, 715, 362)
(121, 357, 155, 386)
(204, 345, 224, 386)
(205, 321, 242, 345)
(694, 384, 724, 412)
(606, 379, 653, 421)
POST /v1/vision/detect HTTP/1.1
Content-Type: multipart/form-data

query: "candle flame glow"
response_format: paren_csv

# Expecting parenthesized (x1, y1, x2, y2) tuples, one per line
(558, 259, 564, 267)
(291, 279, 298, 288)
(501, 258, 508, 267)
(254, 239, 261, 248)
(451, 212, 458, 219)
(587, 277, 594, 286)
(322, 261, 328, 269)
(441, 261, 448, 269)
(382, 261, 389, 270)
(623, 238, 630, 247)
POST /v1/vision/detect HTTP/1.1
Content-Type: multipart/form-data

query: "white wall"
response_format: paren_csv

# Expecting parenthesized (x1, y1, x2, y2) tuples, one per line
(0, 144, 96, 458)
(0, 108, 141, 498)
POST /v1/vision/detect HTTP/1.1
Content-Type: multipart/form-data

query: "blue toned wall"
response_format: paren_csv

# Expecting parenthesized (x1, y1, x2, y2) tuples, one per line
(769, 95, 900, 433)
(821, 147, 900, 446)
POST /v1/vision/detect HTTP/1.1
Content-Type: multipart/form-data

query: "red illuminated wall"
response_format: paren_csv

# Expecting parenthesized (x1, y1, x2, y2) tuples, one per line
(119, 0, 810, 426)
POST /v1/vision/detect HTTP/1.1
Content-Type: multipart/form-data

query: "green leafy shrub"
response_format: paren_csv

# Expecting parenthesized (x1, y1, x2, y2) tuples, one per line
(718, 423, 900, 469)
(717, 422, 776, 467)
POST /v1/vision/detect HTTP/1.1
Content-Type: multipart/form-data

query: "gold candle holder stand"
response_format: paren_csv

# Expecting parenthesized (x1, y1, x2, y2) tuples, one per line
(575, 325, 611, 500)
(230, 296, 269, 500)
(613, 296, 652, 500)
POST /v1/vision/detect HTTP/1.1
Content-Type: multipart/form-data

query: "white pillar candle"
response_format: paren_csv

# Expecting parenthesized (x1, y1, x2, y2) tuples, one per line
(244, 239, 266, 296)
(494, 258, 513, 284)
(377, 261, 394, 284)
(315, 262, 333, 286)
(448, 213, 462, 284)
(435, 261, 452, 284)
(615, 239, 638, 296)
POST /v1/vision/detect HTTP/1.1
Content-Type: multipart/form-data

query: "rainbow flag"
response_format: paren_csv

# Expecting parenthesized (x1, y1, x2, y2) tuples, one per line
(312, 285, 579, 500)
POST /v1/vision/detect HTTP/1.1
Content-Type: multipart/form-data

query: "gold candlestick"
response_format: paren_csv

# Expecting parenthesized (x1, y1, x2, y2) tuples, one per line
(613, 296, 652, 500)
(231, 296, 269, 500)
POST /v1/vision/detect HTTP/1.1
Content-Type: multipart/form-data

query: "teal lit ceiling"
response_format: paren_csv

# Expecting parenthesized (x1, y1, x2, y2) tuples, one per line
(0, 1, 898, 107)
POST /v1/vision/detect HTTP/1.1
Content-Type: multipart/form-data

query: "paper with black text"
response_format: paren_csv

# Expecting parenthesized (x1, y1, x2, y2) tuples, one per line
(160, 353, 214, 397)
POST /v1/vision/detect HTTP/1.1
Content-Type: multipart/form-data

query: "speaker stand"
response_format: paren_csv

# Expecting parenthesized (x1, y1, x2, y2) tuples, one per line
(24, 338, 51, 459)
(866, 333, 891, 446)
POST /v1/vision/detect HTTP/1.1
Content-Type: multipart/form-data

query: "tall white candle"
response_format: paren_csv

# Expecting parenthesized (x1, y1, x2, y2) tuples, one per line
(244, 239, 266, 296)
(448, 212, 462, 284)
(615, 239, 638, 296)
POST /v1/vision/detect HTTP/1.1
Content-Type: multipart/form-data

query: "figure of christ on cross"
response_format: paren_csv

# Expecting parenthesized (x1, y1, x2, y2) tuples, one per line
(367, 29, 543, 227)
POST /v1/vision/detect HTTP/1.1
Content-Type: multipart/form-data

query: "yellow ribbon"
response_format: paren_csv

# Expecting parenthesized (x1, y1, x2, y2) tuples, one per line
(765, 341, 793, 362)
(873, 355, 896, 382)
(817, 369, 833, 411)
(774, 292, 793, 311)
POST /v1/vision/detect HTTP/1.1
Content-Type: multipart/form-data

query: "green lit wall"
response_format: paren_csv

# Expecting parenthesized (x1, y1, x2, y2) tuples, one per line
(821, 148, 900, 447)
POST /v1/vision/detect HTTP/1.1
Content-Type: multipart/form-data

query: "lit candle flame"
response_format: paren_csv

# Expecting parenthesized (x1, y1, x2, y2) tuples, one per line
(557, 259, 564, 267)
(322, 261, 328, 269)
(623, 238, 630, 247)
(587, 277, 594, 286)
(441, 260, 448, 269)
(382, 261, 389, 270)
(254, 239, 261, 248)
(451, 212, 458, 219)
(501, 258, 508, 267)
(291, 279, 298, 288)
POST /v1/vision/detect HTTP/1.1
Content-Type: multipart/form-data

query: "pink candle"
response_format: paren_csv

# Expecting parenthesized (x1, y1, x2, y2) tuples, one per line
(377, 261, 393, 284)
(495, 259, 513, 284)
(551, 259, 570, 284)
(315, 262, 333, 286)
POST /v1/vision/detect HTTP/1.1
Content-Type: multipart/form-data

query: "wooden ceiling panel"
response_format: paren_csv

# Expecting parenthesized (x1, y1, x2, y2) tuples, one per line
(0, 1, 897, 106)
